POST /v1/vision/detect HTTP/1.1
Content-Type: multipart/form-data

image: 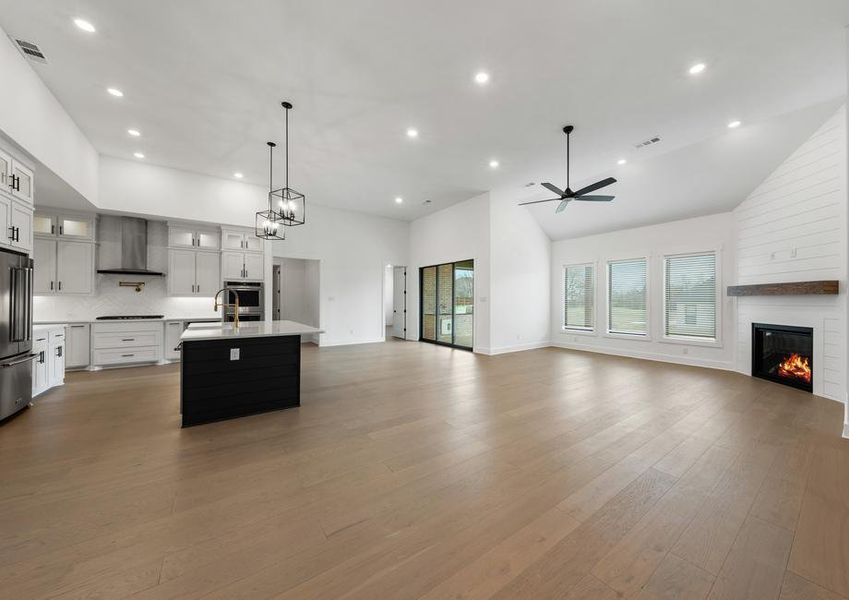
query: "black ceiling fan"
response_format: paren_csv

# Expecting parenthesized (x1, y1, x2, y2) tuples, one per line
(520, 125, 616, 213)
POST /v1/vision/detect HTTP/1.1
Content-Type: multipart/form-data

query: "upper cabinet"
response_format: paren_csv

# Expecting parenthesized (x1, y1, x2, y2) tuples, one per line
(0, 148, 11, 192)
(221, 228, 262, 253)
(33, 212, 95, 240)
(0, 195, 33, 254)
(33, 210, 96, 295)
(168, 225, 220, 250)
(10, 160, 34, 203)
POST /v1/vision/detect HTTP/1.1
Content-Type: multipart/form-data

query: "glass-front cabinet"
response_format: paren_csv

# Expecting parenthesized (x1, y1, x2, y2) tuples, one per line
(33, 212, 95, 240)
(419, 259, 474, 350)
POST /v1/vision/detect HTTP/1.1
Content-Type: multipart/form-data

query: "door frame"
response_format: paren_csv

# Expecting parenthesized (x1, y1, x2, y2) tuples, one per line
(418, 259, 474, 351)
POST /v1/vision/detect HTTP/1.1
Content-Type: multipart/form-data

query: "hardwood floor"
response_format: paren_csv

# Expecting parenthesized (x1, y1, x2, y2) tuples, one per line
(0, 340, 847, 599)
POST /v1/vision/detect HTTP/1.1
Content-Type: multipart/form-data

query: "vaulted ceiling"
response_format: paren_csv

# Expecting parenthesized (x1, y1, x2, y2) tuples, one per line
(0, 0, 847, 231)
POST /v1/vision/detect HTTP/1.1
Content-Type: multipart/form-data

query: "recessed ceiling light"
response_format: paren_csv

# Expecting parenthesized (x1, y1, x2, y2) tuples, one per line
(133, 152, 145, 159)
(727, 120, 742, 129)
(489, 159, 499, 169)
(617, 158, 627, 165)
(688, 62, 706, 75)
(406, 128, 418, 139)
(474, 71, 490, 85)
(395, 196, 404, 204)
(127, 129, 140, 137)
(73, 18, 96, 33)
(233, 172, 244, 179)
(107, 87, 124, 97)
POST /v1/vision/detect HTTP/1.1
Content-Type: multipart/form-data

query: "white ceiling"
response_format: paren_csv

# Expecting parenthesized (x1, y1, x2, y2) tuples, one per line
(0, 0, 847, 227)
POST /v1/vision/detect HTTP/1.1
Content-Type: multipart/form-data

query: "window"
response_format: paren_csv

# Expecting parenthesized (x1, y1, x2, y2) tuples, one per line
(608, 258, 648, 335)
(664, 253, 716, 339)
(564, 264, 595, 330)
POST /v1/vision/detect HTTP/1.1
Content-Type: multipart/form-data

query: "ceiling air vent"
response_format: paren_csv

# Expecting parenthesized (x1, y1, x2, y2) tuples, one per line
(12, 38, 47, 64)
(634, 135, 661, 149)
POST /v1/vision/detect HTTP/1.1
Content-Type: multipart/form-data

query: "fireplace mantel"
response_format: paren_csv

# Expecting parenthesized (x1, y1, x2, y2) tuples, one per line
(727, 280, 838, 297)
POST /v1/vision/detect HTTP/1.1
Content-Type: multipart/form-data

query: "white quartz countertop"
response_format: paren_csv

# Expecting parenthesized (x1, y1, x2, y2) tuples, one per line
(34, 317, 221, 325)
(181, 320, 323, 342)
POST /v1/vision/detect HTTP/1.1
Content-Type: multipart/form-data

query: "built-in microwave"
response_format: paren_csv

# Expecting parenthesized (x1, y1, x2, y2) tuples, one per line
(224, 281, 263, 319)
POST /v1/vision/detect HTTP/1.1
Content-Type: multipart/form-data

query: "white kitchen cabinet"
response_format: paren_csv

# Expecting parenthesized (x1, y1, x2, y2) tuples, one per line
(10, 159, 34, 203)
(221, 228, 262, 252)
(33, 239, 94, 295)
(49, 329, 65, 386)
(32, 335, 49, 397)
(92, 321, 163, 367)
(32, 325, 65, 397)
(168, 225, 219, 250)
(168, 249, 220, 296)
(33, 238, 56, 294)
(0, 148, 10, 190)
(33, 212, 95, 240)
(165, 321, 184, 360)
(64, 323, 91, 369)
(0, 196, 33, 253)
(56, 241, 94, 294)
(10, 201, 33, 253)
(222, 251, 264, 281)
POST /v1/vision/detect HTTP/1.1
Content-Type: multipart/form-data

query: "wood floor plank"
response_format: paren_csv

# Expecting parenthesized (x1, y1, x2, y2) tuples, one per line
(0, 342, 845, 599)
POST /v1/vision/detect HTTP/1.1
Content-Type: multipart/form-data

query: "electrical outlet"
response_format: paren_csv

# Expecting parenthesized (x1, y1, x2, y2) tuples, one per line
(230, 348, 240, 361)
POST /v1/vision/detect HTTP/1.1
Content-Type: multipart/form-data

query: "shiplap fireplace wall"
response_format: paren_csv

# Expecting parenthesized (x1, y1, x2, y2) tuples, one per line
(733, 107, 847, 403)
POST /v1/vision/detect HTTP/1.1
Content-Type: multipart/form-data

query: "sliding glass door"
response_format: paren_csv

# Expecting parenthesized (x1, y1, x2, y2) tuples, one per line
(419, 260, 474, 350)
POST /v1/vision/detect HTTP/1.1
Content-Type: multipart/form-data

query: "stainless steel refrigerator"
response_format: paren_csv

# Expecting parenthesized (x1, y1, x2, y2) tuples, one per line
(0, 247, 34, 421)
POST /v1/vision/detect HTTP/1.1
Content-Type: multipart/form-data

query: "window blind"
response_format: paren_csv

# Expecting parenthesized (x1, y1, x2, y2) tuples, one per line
(608, 258, 647, 335)
(664, 253, 716, 339)
(564, 264, 594, 330)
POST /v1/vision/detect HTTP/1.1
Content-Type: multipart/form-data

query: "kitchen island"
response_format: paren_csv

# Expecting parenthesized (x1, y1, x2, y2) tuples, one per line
(179, 320, 322, 427)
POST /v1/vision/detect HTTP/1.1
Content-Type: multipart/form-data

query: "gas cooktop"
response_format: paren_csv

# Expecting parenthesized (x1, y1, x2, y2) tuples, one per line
(96, 315, 164, 320)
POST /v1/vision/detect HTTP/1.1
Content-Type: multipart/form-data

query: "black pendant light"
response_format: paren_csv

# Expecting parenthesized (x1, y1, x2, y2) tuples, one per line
(255, 141, 286, 240)
(270, 101, 306, 226)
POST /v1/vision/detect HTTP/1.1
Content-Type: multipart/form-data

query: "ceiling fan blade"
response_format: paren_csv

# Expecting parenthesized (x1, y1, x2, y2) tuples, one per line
(519, 198, 562, 206)
(574, 195, 614, 202)
(555, 200, 570, 213)
(573, 177, 617, 197)
(541, 182, 566, 197)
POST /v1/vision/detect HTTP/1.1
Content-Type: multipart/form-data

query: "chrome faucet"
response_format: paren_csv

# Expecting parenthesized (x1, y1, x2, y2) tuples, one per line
(213, 287, 241, 328)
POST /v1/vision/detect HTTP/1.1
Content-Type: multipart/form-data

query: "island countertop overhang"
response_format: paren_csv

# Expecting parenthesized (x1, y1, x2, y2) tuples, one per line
(180, 319, 323, 342)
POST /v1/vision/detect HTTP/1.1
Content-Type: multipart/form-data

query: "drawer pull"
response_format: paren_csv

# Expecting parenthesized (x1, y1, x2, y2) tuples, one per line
(121, 354, 135, 358)
(121, 338, 135, 342)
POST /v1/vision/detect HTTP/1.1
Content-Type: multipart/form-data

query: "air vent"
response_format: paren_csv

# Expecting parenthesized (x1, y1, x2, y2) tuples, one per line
(13, 38, 47, 64)
(634, 135, 661, 149)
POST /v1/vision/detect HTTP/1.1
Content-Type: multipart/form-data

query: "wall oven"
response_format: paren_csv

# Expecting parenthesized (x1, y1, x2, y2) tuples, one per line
(1, 248, 35, 421)
(224, 281, 264, 321)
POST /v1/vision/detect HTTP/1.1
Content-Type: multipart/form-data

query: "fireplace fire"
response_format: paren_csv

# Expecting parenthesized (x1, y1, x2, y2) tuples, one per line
(752, 323, 813, 392)
(777, 353, 812, 385)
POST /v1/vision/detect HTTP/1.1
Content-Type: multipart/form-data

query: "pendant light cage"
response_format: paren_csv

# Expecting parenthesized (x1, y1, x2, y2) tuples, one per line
(271, 101, 306, 226)
(256, 141, 286, 240)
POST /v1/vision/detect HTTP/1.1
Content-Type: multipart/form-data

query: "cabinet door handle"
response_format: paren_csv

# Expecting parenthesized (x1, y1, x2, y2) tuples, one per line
(58, 281, 62, 291)
(59, 225, 63, 235)
(50, 281, 54, 291)
(51, 224, 55, 235)
(14, 227, 19, 242)
(7, 226, 13, 241)
(56, 347, 63, 357)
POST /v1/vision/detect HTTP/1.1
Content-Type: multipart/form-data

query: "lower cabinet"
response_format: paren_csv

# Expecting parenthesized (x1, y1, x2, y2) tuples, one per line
(92, 321, 163, 367)
(32, 325, 65, 397)
(64, 323, 91, 369)
(165, 321, 184, 360)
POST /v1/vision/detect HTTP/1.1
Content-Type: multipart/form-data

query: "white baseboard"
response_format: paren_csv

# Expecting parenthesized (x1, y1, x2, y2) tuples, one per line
(320, 337, 385, 348)
(843, 422, 849, 440)
(549, 340, 736, 372)
(483, 340, 551, 356)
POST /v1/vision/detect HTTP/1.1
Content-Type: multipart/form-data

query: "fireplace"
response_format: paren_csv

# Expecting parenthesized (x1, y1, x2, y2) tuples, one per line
(752, 323, 813, 392)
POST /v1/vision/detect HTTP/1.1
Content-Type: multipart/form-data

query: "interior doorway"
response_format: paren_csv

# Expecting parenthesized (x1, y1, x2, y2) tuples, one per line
(392, 266, 407, 339)
(273, 257, 320, 344)
(419, 259, 474, 350)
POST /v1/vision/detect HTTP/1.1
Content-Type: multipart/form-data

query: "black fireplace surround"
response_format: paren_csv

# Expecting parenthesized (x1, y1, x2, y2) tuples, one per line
(752, 323, 813, 392)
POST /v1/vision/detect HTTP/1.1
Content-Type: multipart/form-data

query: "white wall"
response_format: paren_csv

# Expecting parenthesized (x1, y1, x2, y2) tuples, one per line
(271, 203, 408, 347)
(384, 265, 394, 326)
(0, 29, 99, 203)
(408, 192, 491, 352)
(733, 107, 847, 403)
(98, 156, 267, 227)
(550, 213, 737, 370)
(275, 257, 320, 343)
(489, 188, 552, 354)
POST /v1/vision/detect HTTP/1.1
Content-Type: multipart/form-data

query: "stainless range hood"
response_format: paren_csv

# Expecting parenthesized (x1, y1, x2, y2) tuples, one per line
(96, 217, 164, 276)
